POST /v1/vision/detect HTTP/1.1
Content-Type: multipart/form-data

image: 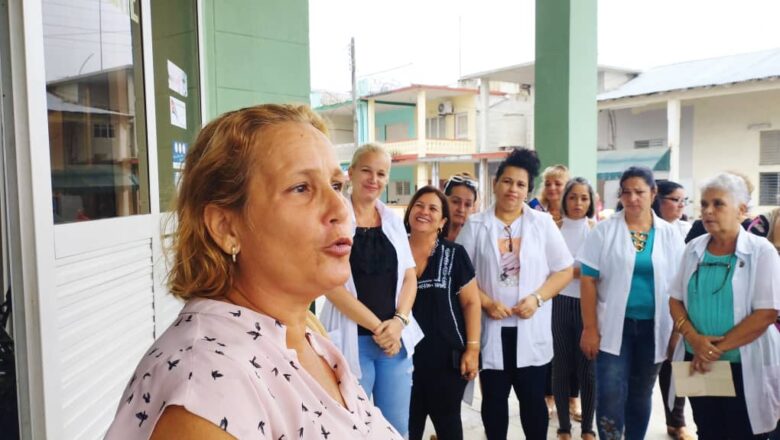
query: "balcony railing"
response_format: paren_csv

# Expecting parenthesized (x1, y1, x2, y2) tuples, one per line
(332, 138, 476, 164)
(385, 138, 475, 157)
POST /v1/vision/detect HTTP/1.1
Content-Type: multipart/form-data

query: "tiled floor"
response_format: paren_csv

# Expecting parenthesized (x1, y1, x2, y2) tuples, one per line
(422, 377, 697, 439)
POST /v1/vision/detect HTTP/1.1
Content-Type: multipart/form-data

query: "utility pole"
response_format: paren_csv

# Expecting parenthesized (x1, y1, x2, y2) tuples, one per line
(350, 37, 358, 149)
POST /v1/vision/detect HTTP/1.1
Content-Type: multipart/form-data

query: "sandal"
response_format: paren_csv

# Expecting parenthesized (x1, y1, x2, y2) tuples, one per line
(667, 426, 695, 440)
(569, 397, 582, 422)
(546, 395, 557, 417)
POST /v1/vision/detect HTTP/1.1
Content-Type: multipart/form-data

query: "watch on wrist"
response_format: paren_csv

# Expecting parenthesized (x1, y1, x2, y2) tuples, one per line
(393, 312, 410, 327)
(533, 293, 544, 308)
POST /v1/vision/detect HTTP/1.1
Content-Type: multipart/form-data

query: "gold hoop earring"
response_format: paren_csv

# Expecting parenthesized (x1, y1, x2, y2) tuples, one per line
(231, 245, 238, 263)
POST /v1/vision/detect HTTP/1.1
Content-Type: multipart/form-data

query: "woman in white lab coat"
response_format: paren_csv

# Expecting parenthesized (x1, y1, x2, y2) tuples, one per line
(578, 166, 684, 440)
(457, 147, 573, 440)
(669, 173, 780, 439)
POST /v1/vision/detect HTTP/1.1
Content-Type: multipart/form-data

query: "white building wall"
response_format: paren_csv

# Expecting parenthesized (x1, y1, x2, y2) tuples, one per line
(691, 89, 780, 213)
(596, 105, 694, 212)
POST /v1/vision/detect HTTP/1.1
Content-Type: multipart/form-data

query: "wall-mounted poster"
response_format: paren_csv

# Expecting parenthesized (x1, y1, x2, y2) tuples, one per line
(170, 96, 187, 129)
(167, 60, 188, 96)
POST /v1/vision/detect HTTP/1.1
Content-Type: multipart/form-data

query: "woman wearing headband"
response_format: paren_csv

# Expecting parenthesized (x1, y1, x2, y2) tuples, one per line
(443, 172, 479, 242)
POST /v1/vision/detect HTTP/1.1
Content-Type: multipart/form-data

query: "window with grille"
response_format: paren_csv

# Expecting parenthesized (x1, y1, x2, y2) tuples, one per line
(395, 180, 411, 196)
(455, 113, 468, 139)
(634, 138, 665, 149)
(426, 117, 445, 138)
(759, 172, 780, 206)
(760, 130, 780, 165)
(93, 123, 115, 138)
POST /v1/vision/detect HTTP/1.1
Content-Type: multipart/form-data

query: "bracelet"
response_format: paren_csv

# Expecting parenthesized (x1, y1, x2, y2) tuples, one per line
(674, 316, 688, 332)
(466, 341, 480, 345)
(533, 292, 544, 308)
(393, 312, 409, 327)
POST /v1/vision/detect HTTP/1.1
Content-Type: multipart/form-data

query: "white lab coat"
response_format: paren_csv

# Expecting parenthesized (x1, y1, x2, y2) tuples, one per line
(669, 229, 780, 434)
(319, 199, 423, 378)
(577, 210, 684, 363)
(456, 204, 573, 370)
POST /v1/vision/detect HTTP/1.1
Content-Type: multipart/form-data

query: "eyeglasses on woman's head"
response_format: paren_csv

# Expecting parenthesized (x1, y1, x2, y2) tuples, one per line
(444, 175, 478, 193)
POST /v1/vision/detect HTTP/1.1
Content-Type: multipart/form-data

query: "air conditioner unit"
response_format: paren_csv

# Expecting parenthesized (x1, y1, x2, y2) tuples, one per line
(438, 101, 453, 115)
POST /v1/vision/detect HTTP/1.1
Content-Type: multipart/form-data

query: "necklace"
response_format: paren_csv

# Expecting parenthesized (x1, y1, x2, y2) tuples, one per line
(630, 230, 649, 252)
(428, 239, 439, 257)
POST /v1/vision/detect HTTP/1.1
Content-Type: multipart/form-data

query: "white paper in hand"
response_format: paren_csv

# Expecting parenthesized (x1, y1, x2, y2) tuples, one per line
(672, 361, 736, 397)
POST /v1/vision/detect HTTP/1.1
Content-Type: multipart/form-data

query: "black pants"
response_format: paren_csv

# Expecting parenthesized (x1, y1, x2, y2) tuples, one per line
(685, 354, 771, 439)
(480, 327, 548, 440)
(409, 367, 467, 440)
(551, 295, 595, 434)
(658, 359, 687, 428)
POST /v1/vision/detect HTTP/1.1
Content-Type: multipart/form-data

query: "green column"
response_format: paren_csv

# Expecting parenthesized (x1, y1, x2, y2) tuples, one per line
(535, 0, 597, 183)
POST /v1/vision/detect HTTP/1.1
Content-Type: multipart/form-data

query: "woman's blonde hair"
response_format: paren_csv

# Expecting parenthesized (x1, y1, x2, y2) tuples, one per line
(349, 143, 391, 169)
(539, 164, 570, 206)
(167, 104, 328, 300)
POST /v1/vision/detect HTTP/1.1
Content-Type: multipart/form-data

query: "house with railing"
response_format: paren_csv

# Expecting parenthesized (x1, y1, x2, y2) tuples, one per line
(316, 84, 526, 206)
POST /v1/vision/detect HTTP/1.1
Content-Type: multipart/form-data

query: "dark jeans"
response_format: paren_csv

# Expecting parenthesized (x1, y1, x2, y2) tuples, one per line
(596, 318, 662, 440)
(685, 353, 772, 439)
(659, 359, 687, 428)
(409, 367, 467, 440)
(480, 327, 548, 440)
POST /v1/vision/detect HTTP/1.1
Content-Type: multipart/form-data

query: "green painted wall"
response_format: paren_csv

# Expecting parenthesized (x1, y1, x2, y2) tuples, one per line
(386, 165, 415, 203)
(375, 108, 416, 141)
(152, 0, 201, 211)
(535, 0, 597, 183)
(201, 0, 311, 119)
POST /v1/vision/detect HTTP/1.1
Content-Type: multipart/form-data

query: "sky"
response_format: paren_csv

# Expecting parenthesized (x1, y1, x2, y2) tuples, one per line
(309, 0, 780, 93)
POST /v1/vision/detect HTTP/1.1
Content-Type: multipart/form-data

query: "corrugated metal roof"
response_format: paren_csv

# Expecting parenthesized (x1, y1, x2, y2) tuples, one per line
(598, 48, 780, 101)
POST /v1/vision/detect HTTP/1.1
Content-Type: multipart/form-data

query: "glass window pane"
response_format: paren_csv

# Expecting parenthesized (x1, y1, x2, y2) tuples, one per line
(44, 0, 149, 224)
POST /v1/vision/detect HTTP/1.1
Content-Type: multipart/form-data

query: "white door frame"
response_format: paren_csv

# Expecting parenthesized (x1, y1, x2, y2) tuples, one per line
(6, 0, 165, 437)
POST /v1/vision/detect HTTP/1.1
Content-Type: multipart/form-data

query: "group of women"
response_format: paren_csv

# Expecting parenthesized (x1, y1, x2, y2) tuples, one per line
(106, 104, 779, 440)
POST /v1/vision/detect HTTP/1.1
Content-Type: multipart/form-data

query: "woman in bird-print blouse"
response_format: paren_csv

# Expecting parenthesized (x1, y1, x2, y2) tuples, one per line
(105, 105, 402, 440)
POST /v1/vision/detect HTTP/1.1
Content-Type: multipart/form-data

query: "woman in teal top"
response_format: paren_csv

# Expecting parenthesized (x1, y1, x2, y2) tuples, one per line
(578, 166, 684, 440)
(670, 173, 780, 439)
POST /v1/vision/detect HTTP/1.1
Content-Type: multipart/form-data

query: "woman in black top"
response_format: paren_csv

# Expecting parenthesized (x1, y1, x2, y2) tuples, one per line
(404, 186, 481, 440)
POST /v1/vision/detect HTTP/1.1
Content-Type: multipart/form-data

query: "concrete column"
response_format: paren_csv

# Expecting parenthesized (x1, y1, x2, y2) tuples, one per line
(367, 99, 376, 143)
(535, 0, 597, 183)
(479, 158, 491, 210)
(416, 164, 429, 192)
(667, 99, 681, 182)
(479, 78, 490, 152)
(416, 90, 427, 158)
(431, 161, 440, 188)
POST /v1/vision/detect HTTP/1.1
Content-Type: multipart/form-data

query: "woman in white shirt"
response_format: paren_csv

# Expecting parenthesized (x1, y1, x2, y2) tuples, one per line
(319, 143, 422, 437)
(653, 180, 693, 239)
(651, 179, 695, 440)
(552, 177, 597, 440)
(578, 166, 684, 440)
(669, 173, 780, 439)
(457, 148, 573, 440)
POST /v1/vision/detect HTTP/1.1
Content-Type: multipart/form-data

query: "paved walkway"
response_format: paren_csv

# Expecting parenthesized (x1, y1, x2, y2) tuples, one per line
(422, 377, 697, 439)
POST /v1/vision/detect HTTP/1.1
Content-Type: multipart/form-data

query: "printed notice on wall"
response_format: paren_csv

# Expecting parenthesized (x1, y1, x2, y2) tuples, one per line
(173, 141, 189, 188)
(167, 60, 188, 97)
(170, 96, 187, 129)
